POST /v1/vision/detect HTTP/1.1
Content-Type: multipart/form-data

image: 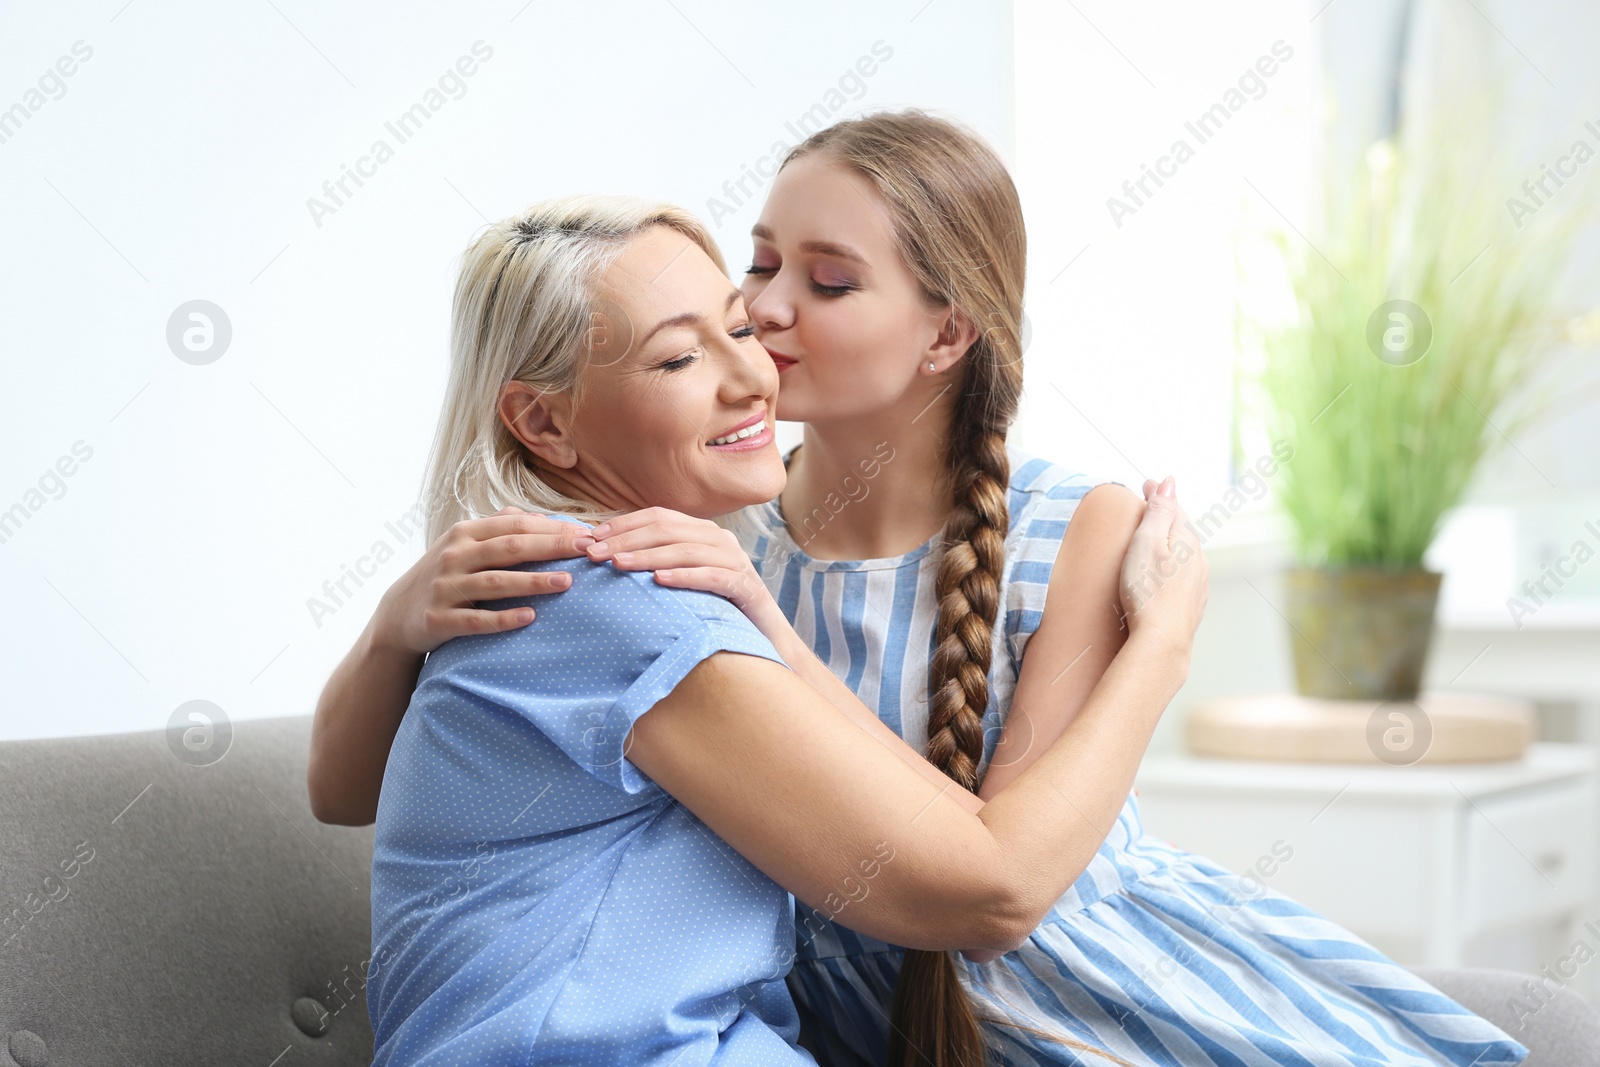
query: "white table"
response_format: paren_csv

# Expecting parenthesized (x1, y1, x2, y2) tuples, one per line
(1433, 599, 1600, 747)
(1134, 743, 1599, 1000)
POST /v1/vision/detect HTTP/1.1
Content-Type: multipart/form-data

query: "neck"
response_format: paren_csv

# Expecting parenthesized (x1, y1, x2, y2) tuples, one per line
(781, 394, 962, 560)
(530, 460, 636, 518)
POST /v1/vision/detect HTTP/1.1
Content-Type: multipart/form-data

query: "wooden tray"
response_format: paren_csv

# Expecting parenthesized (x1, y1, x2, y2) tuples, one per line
(1185, 692, 1534, 764)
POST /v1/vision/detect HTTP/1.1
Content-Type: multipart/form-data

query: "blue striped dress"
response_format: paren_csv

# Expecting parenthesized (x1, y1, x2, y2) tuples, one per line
(730, 445, 1528, 1067)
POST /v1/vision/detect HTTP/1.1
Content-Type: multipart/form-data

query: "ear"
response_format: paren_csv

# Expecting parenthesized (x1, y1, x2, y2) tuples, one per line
(923, 306, 980, 374)
(498, 381, 577, 469)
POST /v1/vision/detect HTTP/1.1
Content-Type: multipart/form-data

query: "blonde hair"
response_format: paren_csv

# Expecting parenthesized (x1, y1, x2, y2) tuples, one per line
(421, 194, 727, 543)
(786, 110, 1130, 1067)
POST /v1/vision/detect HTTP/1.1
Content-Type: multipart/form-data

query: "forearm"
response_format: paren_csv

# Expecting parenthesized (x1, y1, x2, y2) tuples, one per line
(977, 630, 1187, 923)
(769, 629, 985, 815)
(306, 620, 424, 825)
(978, 634, 1125, 801)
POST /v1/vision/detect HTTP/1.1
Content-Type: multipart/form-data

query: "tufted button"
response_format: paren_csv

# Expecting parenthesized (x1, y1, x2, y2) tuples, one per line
(291, 997, 331, 1037)
(8, 1030, 48, 1067)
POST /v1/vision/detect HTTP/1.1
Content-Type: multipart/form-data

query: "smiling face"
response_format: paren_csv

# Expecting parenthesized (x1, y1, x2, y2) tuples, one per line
(506, 224, 786, 519)
(740, 153, 953, 425)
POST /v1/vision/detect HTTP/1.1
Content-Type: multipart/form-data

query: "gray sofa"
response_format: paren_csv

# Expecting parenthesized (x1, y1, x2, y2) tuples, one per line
(0, 715, 1594, 1066)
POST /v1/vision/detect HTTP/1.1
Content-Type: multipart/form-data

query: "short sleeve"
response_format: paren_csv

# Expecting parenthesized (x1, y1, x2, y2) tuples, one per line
(420, 531, 790, 795)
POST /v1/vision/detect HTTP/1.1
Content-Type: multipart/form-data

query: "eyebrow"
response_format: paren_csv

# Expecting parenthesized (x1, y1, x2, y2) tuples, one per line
(750, 224, 868, 266)
(640, 288, 742, 349)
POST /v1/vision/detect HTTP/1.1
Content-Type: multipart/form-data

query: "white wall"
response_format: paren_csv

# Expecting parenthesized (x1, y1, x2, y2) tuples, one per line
(0, 0, 1011, 740)
(1011, 0, 1317, 505)
(1012, 0, 1321, 756)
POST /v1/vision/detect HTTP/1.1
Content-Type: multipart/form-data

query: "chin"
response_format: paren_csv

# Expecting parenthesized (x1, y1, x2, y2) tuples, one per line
(771, 391, 810, 423)
(772, 387, 852, 425)
(698, 463, 787, 515)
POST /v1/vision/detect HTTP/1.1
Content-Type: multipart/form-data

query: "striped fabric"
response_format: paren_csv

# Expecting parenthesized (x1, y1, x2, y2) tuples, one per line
(731, 446, 1528, 1067)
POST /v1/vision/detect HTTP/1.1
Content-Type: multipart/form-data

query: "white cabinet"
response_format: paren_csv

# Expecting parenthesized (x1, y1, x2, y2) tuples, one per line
(1134, 743, 1599, 1000)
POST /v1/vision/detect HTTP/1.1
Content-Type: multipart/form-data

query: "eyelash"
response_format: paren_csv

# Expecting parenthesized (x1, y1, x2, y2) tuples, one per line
(659, 324, 758, 372)
(743, 264, 855, 297)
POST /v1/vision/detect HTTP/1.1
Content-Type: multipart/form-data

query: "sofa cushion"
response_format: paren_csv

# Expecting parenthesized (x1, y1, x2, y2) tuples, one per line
(1412, 966, 1600, 1067)
(0, 714, 374, 1066)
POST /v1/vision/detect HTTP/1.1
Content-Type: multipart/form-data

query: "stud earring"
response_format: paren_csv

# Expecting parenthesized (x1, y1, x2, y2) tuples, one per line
(927, 361, 936, 373)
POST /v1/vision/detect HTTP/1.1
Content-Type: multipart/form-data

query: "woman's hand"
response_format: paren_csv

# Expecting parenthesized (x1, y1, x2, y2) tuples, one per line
(370, 507, 593, 656)
(1117, 477, 1208, 665)
(584, 507, 792, 644)
(311, 505, 587, 826)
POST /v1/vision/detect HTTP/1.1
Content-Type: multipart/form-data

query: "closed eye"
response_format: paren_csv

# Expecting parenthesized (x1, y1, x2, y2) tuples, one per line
(659, 324, 758, 372)
(743, 264, 855, 297)
(659, 353, 697, 371)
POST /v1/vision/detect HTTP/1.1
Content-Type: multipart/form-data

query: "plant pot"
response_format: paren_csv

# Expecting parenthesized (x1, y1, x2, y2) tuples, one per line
(1282, 567, 1444, 701)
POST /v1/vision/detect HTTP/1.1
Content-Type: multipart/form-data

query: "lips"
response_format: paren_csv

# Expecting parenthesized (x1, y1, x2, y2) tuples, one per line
(763, 344, 797, 370)
(706, 419, 773, 451)
(708, 410, 767, 444)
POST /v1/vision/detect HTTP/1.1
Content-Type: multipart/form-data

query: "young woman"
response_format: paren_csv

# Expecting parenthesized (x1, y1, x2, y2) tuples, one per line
(364, 193, 1200, 1066)
(319, 114, 1528, 1066)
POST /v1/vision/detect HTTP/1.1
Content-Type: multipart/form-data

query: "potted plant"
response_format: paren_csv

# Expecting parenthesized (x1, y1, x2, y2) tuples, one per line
(1247, 122, 1590, 702)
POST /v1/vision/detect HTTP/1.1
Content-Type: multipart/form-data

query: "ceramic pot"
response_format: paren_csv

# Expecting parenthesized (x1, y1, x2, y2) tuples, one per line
(1282, 566, 1444, 700)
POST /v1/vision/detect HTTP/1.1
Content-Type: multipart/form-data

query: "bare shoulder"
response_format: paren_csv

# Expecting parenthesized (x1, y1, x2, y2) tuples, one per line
(1056, 482, 1143, 562)
(1035, 481, 1144, 634)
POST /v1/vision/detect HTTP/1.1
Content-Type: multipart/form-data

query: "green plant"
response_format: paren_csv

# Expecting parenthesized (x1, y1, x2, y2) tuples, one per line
(1248, 124, 1590, 569)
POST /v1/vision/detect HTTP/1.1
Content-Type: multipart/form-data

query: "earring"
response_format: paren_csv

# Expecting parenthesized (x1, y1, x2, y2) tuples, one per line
(927, 361, 936, 373)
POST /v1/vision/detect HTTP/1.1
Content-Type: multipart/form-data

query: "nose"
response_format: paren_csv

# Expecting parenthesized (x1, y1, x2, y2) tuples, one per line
(743, 273, 794, 333)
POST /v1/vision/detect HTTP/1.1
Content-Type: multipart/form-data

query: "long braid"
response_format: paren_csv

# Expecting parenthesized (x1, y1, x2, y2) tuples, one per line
(887, 416, 1011, 1067)
(925, 425, 1011, 792)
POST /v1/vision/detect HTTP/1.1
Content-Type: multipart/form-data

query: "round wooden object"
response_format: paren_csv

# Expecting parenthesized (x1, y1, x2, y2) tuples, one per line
(1185, 692, 1534, 764)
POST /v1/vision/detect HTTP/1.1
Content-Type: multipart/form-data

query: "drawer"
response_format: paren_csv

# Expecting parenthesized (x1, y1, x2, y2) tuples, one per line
(1462, 782, 1597, 936)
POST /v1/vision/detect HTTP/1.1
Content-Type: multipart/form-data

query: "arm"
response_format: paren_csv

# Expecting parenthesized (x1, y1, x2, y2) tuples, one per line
(307, 509, 590, 825)
(624, 485, 1206, 953)
(308, 622, 424, 826)
(977, 482, 1144, 800)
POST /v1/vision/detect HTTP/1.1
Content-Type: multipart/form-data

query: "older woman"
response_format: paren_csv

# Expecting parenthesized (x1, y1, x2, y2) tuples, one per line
(364, 195, 1206, 1065)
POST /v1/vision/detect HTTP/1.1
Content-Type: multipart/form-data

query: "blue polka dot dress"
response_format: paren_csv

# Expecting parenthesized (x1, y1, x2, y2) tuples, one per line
(731, 446, 1529, 1067)
(368, 514, 816, 1066)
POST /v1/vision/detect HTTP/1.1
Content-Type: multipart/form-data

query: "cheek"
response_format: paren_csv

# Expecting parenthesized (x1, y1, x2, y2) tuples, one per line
(634, 385, 701, 456)
(580, 381, 692, 472)
(802, 299, 912, 384)
(658, 375, 736, 463)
